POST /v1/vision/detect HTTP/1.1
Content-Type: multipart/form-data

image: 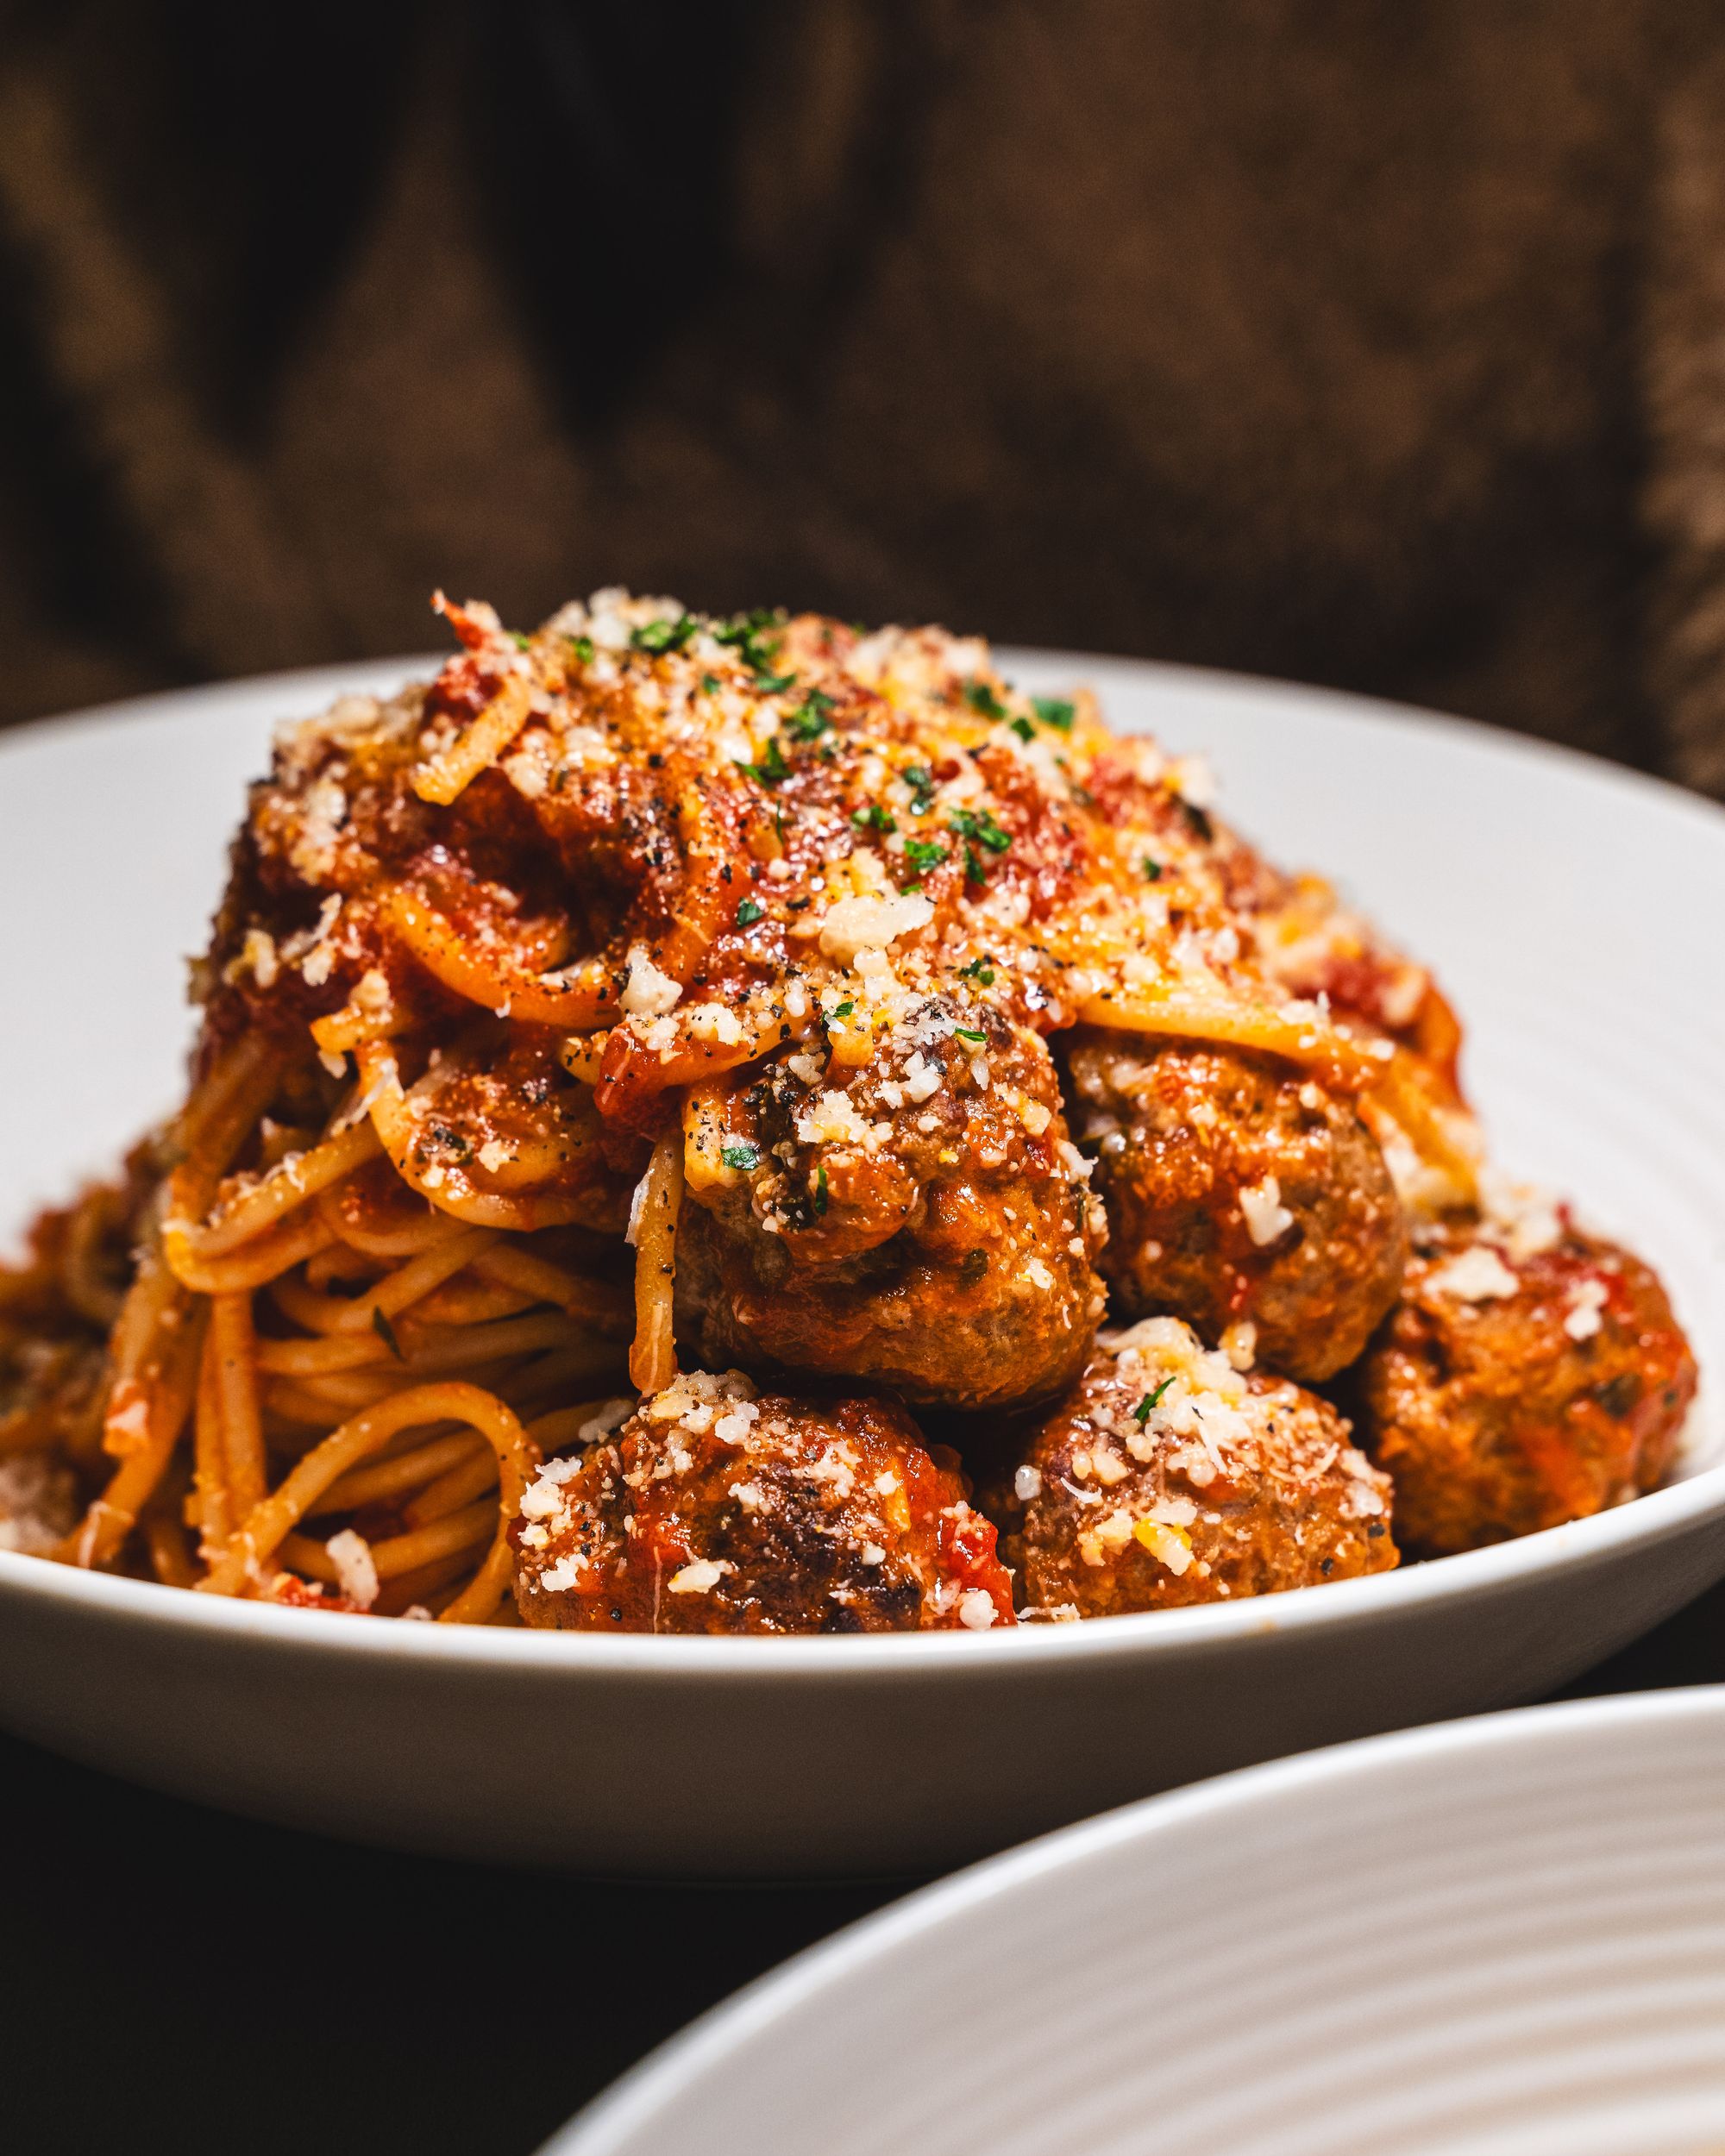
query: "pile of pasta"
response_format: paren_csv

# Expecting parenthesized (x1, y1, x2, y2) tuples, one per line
(0, 589, 1512, 1619)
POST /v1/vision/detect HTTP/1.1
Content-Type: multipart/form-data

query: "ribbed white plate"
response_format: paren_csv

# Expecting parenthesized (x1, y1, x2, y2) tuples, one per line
(0, 656, 1721, 1876)
(552, 1690, 1725, 2155)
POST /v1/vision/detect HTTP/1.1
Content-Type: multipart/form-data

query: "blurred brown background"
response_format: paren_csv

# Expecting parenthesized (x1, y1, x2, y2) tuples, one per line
(4, 0, 1725, 795)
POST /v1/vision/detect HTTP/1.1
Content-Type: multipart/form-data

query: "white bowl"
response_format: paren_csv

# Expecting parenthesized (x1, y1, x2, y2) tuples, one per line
(549, 1689, 1725, 2155)
(1, 656, 1721, 1877)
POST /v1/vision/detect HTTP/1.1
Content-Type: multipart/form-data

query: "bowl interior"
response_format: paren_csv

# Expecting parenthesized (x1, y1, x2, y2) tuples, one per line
(555, 1691, 1725, 2155)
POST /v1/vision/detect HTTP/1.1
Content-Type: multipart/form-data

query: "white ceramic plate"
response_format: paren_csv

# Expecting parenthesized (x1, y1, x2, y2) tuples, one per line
(1, 656, 1722, 1877)
(549, 1689, 1725, 2155)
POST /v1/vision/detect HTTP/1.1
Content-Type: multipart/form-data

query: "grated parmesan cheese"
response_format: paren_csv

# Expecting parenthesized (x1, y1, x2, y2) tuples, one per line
(578, 1397, 636, 1445)
(668, 1557, 733, 1595)
(819, 892, 932, 966)
(1427, 1245, 1521, 1303)
(324, 1528, 379, 1610)
(621, 944, 682, 1018)
(1239, 1175, 1295, 1248)
(1564, 1278, 1608, 1341)
(796, 1089, 872, 1148)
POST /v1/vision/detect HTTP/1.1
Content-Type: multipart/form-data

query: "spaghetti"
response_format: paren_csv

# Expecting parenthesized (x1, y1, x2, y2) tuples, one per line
(0, 586, 1527, 1621)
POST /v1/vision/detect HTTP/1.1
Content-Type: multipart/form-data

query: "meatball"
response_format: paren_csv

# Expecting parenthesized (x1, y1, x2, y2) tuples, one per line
(1357, 1219, 1697, 1554)
(511, 1370, 1015, 1633)
(677, 999, 1107, 1413)
(1066, 1031, 1406, 1382)
(988, 1316, 1397, 1618)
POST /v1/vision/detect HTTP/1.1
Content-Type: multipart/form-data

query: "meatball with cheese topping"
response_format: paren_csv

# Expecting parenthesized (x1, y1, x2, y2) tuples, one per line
(677, 1000, 1107, 1413)
(511, 1371, 1015, 1633)
(1357, 1215, 1697, 1555)
(1066, 1032, 1406, 1383)
(988, 1316, 1397, 1617)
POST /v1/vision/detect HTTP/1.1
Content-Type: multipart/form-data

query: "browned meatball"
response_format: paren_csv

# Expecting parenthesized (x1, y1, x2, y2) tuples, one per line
(677, 998, 1107, 1413)
(511, 1371, 1016, 1633)
(1065, 1031, 1406, 1382)
(1357, 1218, 1697, 1555)
(987, 1316, 1397, 1617)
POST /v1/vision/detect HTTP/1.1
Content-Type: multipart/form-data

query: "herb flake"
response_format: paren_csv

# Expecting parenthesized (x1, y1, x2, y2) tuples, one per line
(1133, 1376, 1175, 1426)
(950, 807, 1012, 855)
(712, 608, 787, 676)
(739, 736, 790, 787)
(963, 678, 1008, 720)
(631, 612, 699, 655)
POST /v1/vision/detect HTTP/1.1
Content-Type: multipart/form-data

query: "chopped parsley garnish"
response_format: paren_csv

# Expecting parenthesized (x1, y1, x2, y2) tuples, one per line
(954, 1026, 987, 1044)
(852, 801, 896, 834)
(959, 956, 996, 985)
(567, 633, 595, 664)
(736, 897, 765, 926)
(753, 670, 799, 695)
(739, 736, 790, 787)
(901, 764, 938, 814)
(1009, 716, 1036, 743)
(831, 1000, 855, 1019)
(721, 1142, 761, 1171)
(700, 671, 720, 693)
(372, 1307, 405, 1360)
(712, 607, 787, 675)
(813, 1163, 829, 1217)
(785, 688, 836, 742)
(1133, 1376, 1175, 1426)
(511, 630, 531, 651)
(949, 807, 1012, 855)
(1141, 856, 1163, 882)
(963, 678, 1008, 719)
(1032, 695, 1076, 731)
(963, 844, 987, 887)
(631, 612, 699, 655)
(903, 837, 947, 873)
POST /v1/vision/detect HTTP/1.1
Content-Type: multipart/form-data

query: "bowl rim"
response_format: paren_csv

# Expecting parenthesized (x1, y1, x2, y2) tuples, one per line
(2, 655, 1721, 1683)
(548, 1685, 1725, 2153)
(2, 1428, 1721, 1678)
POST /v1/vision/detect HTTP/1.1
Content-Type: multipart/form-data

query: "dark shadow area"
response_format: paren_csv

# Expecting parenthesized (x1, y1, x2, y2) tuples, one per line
(0, 1727, 892, 2156)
